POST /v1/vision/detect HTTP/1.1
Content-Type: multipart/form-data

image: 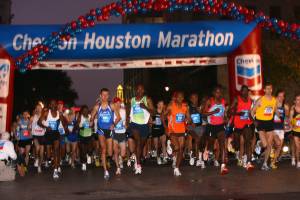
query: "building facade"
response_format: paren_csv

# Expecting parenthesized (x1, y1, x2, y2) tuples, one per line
(0, 0, 12, 24)
(123, 1, 300, 103)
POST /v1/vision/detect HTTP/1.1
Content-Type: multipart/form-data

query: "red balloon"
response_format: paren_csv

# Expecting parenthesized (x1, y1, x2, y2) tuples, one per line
(27, 64, 33, 70)
(78, 16, 85, 23)
(89, 21, 95, 27)
(65, 34, 71, 41)
(291, 23, 298, 32)
(71, 21, 77, 29)
(278, 20, 285, 28)
(43, 46, 49, 53)
(97, 15, 103, 21)
(90, 9, 96, 16)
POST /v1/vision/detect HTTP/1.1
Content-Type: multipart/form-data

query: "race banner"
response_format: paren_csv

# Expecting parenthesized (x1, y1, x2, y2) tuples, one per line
(0, 21, 257, 60)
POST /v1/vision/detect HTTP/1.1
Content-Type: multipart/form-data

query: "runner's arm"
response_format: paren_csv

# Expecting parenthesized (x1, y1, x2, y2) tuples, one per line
(201, 99, 218, 116)
(90, 104, 99, 125)
(38, 108, 49, 130)
(251, 97, 261, 119)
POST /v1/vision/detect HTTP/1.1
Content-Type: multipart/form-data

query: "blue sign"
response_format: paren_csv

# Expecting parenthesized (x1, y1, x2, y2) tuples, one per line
(0, 21, 257, 60)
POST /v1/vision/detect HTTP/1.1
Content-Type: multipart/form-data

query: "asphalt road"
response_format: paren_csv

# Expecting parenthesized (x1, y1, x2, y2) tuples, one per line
(1, 160, 300, 200)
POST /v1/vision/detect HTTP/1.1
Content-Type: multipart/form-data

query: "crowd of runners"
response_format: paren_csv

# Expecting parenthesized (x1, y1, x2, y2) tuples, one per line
(3, 82, 300, 180)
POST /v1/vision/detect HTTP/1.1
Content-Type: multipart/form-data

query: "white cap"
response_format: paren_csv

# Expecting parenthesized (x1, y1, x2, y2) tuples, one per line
(1, 132, 10, 140)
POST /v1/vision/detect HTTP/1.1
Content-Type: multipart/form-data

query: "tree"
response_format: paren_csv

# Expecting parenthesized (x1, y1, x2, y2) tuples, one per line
(13, 70, 78, 116)
(262, 35, 300, 104)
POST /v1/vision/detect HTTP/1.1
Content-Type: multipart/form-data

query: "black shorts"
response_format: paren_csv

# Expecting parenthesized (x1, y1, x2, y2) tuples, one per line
(292, 131, 300, 138)
(128, 122, 150, 139)
(152, 128, 165, 138)
(33, 135, 46, 145)
(93, 133, 98, 141)
(97, 129, 112, 139)
(79, 136, 92, 144)
(256, 120, 274, 132)
(18, 139, 33, 148)
(45, 131, 60, 145)
(206, 124, 225, 138)
(113, 133, 127, 143)
(170, 133, 186, 137)
(234, 124, 255, 134)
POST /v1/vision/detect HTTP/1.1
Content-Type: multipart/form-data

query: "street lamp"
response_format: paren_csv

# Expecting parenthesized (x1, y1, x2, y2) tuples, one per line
(164, 86, 170, 92)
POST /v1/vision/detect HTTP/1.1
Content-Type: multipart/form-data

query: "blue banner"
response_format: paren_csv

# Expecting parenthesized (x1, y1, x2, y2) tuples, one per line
(0, 21, 257, 60)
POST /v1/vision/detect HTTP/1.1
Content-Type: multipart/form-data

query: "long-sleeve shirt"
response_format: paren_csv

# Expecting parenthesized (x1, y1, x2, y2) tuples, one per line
(0, 140, 17, 161)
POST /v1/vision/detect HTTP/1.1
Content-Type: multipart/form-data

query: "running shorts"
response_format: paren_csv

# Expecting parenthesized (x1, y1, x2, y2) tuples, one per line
(205, 124, 224, 138)
(33, 136, 46, 145)
(256, 120, 274, 132)
(18, 139, 32, 148)
(128, 122, 149, 139)
(97, 129, 112, 139)
(45, 131, 60, 145)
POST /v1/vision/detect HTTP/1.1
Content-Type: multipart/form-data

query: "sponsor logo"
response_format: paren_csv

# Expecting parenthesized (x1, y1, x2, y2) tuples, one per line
(235, 54, 262, 91)
(0, 59, 10, 98)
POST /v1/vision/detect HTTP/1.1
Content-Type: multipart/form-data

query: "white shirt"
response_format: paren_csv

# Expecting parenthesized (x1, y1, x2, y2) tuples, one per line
(0, 140, 17, 161)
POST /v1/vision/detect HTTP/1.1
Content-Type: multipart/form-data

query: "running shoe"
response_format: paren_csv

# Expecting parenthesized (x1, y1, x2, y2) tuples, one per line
(172, 156, 177, 169)
(71, 163, 76, 169)
(220, 164, 229, 175)
(152, 150, 157, 158)
(270, 161, 278, 170)
(116, 168, 121, 175)
(167, 140, 172, 155)
(135, 164, 142, 175)
(270, 148, 275, 159)
(291, 157, 296, 166)
(37, 166, 42, 174)
(261, 163, 270, 171)
(196, 160, 206, 169)
(34, 159, 39, 168)
(255, 141, 262, 155)
(82, 163, 87, 171)
(104, 170, 110, 180)
(157, 157, 162, 165)
(237, 159, 243, 167)
(53, 169, 59, 179)
(203, 150, 209, 161)
(87, 155, 92, 164)
(45, 161, 49, 168)
(162, 157, 168, 164)
(95, 158, 100, 167)
(58, 167, 62, 173)
(127, 158, 132, 167)
(119, 156, 124, 169)
(214, 160, 220, 167)
(173, 168, 182, 177)
(297, 162, 300, 169)
(189, 157, 195, 166)
(246, 162, 254, 171)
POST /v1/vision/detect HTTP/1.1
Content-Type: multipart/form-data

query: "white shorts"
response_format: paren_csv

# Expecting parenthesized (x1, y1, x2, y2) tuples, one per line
(274, 130, 285, 140)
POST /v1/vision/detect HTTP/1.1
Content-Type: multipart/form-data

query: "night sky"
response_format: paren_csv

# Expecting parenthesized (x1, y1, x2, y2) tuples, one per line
(12, 0, 123, 107)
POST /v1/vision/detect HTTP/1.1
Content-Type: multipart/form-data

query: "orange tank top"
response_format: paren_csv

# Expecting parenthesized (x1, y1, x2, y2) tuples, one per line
(170, 102, 188, 134)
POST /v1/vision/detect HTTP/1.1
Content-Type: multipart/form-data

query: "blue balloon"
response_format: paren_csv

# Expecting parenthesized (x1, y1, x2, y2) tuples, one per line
(222, 3, 228, 9)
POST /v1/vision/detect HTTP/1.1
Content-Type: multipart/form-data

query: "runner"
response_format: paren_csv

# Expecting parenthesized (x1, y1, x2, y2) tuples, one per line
(31, 103, 46, 173)
(272, 90, 289, 169)
(290, 94, 300, 168)
(16, 110, 32, 172)
(231, 85, 254, 171)
(77, 105, 93, 171)
(166, 91, 190, 176)
(128, 84, 154, 175)
(187, 93, 205, 168)
(90, 88, 121, 180)
(112, 97, 127, 175)
(38, 100, 66, 179)
(251, 83, 277, 171)
(203, 86, 229, 175)
(151, 100, 168, 165)
(65, 109, 78, 168)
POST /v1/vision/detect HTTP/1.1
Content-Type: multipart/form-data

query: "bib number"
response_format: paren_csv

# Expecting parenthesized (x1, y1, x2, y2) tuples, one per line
(101, 114, 111, 123)
(264, 107, 273, 116)
(23, 130, 29, 137)
(133, 104, 143, 115)
(155, 117, 162, 125)
(49, 121, 58, 131)
(176, 113, 185, 123)
(240, 110, 249, 120)
(115, 121, 124, 130)
(296, 120, 300, 127)
(191, 113, 201, 124)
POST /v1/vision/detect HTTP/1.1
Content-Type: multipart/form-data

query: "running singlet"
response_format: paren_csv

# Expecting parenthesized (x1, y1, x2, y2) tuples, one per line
(274, 106, 285, 130)
(79, 115, 92, 137)
(207, 98, 226, 126)
(114, 108, 126, 134)
(31, 115, 45, 136)
(130, 96, 150, 125)
(255, 96, 276, 121)
(170, 103, 188, 134)
(46, 110, 60, 132)
(234, 96, 252, 129)
(152, 112, 164, 130)
(58, 122, 65, 136)
(0, 141, 4, 153)
(97, 105, 114, 130)
(189, 104, 202, 126)
(292, 108, 300, 133)
(17, 118, 32, 141)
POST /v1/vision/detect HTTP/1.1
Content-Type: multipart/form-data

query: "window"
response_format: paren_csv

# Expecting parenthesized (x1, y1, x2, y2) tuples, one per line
(295, 6, 300, 21)
(270, 6, 281, 18)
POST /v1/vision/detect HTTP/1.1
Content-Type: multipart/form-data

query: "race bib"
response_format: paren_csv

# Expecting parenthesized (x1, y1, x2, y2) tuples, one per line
(115, 121, 125, 130)
(133, 104, 143, 114)
(155, 117, 162, 125)
(274, 114, 281, 123)
(83, 121, 90, 129)
(58, 127, 65, 135)
(176, 113, 185, 123)
(101, 113, 111, 123)
(264, 106, 273, 116)
(191, 113, 201, 124)
(68, 125, 74, 132)
(49, 121, 58, 131)
(213, 105, 225, 117)
(240, 110, 249, 120)
(296, 120, 300, 127)
(22, 130, 29, 137)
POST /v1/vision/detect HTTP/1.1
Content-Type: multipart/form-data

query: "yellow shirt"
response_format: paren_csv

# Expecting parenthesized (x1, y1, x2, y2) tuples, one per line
(255, 96, 276, 121)
(292, 111, 300, 133)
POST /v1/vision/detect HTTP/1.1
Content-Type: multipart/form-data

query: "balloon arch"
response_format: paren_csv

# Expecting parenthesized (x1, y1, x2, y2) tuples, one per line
(0, 0, 300, 132)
